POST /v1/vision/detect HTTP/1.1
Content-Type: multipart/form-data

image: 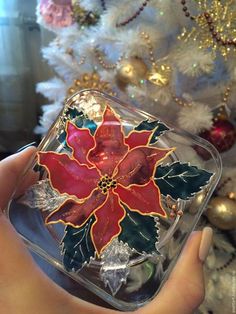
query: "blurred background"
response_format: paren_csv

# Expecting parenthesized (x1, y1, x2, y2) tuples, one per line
(1, 1, 236, 313)
(0, 0, 53, 158)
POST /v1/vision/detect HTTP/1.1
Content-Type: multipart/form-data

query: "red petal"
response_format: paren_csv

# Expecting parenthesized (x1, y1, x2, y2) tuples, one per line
(115, 146, 174, 186)
(88, 106, 128, 176)
(38, 152, 100, 199)
(125, 130, 152, 149)
(116, 180, 167, 217)
(45, 189, 107, 227)
(66, 122, 95, 166)
(91, 190, 125, 255)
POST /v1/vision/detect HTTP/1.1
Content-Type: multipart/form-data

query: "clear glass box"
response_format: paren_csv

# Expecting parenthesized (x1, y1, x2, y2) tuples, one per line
(6, 89, 221, 311)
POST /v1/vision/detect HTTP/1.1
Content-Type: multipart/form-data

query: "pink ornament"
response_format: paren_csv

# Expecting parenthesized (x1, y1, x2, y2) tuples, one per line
(39, 0, 74, 28)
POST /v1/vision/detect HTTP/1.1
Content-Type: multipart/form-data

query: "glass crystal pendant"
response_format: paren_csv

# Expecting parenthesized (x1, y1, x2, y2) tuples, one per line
(6, 89, 221, 311)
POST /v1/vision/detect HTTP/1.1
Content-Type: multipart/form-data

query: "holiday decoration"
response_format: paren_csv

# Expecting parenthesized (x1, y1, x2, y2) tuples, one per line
(199, 119, 236, 153)
(147, 64, 171, 87)
(72, 1, 99, 26)
(67, 72, 115, 96)
(35, 0, 236, 311)
(206, 196, 236, 230)
(24, 96, 213, 297)
(179, 0, 236, 57)
(38, 0, 74, 28)
(177, 101, 213, 134)
(116, 58, 148, 86)
(115, 0, 151, 27)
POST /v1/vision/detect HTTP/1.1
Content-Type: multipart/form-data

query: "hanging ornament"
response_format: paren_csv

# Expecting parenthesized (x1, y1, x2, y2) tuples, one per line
(140, 31, 172, 87)
(116, 57, 148, 86)
(72, 1, 99, 26)
(206, 196, 236, 230)
(196, 88, 236, 159)
(67, 72, 115, 96)
(147, 64, 171, 87)
(199, 119, 236, 154)
(178, 0, 236, 57)
(39, 0, 74, 28)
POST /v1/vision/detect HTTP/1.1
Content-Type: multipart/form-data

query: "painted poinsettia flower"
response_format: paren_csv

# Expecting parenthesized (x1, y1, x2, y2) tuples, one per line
(38, 106, 174, 255)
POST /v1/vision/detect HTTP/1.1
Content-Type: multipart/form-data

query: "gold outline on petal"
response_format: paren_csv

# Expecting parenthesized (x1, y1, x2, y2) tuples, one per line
(90, 190, 126, 257)
(39, 105, 176, 257)
(45, 189, 109, 229)
(65, 121, 96, 168)
(115, 180, 167, 218)
(113, 145, 176, 179)
(125, 129, 153, 150)
(37, 151, 100, 201)
(87, 105, 129, 175)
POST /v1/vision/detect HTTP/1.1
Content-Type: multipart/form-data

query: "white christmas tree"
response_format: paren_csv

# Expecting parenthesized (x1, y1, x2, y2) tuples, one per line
(36, 1, 236, 313)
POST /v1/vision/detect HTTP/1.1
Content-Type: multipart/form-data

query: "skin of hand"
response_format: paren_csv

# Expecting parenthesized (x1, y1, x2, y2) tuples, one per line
(0, 147, 211, 314)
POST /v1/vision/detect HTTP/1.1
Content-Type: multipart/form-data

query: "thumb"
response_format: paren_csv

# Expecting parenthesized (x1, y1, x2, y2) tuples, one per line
(140, 228, 213, 314)
(0, 147, 41, 289)
(0, 148, 75, 313)
(0, 146, 37, 210)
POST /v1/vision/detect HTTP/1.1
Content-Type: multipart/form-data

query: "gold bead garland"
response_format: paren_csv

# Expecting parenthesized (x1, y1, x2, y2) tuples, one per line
(94, 48, 123, 70)
(140, 31, 156, 66)
(67, 72, 115, 96)
(140, 31, 172, 87)
(94, 31, 172, 90)
(172, 83, 234, 112)
(222, 82, 233, 104)
(172, 93, 192, 108)
(65, 48, 86, 65)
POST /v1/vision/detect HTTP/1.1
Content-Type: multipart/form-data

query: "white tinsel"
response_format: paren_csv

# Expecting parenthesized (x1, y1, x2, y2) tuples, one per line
(79, 0, 103, 12)
(36, 78, 67, 103)
(42, 43, 82, 81)
(153, 0, 189, 34)
(178, 102, 213, 134)
(34, 102, 63, 135)
(173, 43, 214, 77)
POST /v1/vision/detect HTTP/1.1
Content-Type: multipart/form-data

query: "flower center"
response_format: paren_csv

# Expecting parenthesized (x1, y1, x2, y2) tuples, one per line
(98, 174, 117, 194)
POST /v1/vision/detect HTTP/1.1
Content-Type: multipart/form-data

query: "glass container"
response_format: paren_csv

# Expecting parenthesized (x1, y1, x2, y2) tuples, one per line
(6, 89, 221, 311)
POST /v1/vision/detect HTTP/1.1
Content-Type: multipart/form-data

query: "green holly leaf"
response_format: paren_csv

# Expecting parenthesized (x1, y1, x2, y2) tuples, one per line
(61, 217, 96, 272)
(135, 119, 170, 144)
(154, 162, 213, 200)
(119, 205, 159, 255)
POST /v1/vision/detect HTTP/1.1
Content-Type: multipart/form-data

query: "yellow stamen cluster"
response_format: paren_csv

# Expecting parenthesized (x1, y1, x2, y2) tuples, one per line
(98, 174, 117, 194)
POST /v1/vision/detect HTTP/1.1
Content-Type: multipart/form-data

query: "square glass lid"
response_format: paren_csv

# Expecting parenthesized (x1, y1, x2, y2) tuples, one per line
(7, 89, 221, 311)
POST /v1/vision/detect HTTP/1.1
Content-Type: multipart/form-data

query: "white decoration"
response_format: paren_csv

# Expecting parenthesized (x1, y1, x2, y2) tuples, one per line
(35, 102, 63, 134)
(100, 238, 131, 295)
(36, 78, 67, 103)
(174, 43, 214, 77)
(178, 102, 213, 134)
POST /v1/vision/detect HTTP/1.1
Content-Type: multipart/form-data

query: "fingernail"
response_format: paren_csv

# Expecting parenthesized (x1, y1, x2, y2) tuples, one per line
(199, 227, 213, 262)
(17, 142, 37, 153)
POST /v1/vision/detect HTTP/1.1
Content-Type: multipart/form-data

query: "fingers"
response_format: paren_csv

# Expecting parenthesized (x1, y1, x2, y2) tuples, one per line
(139, 230, 211, 314)
(0, 147, 37, 210)
(0, 148, 76, 313)
(0, 148, 39, 284)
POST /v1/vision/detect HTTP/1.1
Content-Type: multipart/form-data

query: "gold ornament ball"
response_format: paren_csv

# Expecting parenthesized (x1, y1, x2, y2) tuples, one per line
(206, 196, 236, 230)
(189, 191, 206, 214)
(116, 57, 148, 86)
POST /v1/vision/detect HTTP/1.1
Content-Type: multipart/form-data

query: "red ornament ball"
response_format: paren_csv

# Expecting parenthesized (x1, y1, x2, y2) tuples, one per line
(200, 119, 236, 152)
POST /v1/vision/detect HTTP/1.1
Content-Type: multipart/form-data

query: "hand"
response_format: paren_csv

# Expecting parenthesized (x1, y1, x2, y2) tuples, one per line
(0, 147, 212, 314)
